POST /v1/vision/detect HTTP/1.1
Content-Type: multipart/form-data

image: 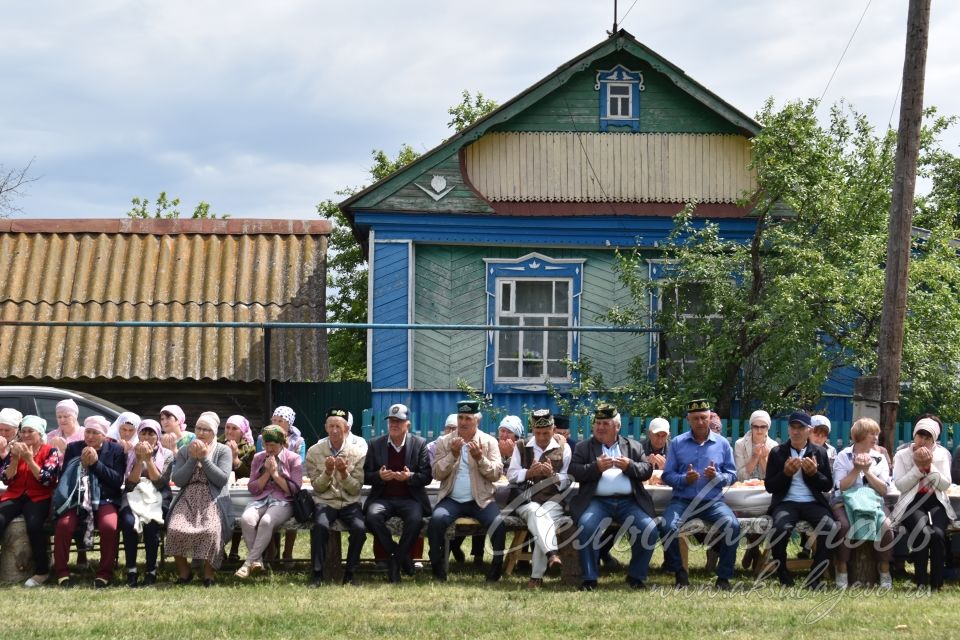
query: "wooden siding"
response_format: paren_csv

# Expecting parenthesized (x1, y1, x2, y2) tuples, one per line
(371, 242, 409, 388)
(412, 246, 647, 390)
(465, 132, 754, 204)
(413, 246, 486, 389)
(494, 53, 741, 135)
(372, 155, 494, 214)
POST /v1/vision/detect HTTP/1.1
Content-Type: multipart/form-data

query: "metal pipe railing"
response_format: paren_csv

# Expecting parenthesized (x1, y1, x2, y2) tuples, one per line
(0, 320, 659, 332)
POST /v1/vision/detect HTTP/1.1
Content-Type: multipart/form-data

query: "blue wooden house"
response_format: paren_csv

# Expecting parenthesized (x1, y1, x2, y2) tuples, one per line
(342, 29, 853, 425)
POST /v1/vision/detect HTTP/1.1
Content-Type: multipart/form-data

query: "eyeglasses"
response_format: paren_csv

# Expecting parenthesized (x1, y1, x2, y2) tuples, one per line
(750, 425, 767, 430)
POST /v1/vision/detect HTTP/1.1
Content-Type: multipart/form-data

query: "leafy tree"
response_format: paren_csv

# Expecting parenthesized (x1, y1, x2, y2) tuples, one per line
(126, 191, 227, 218)
(606, 100, 960, 420)
(447, 90, 499, 135)
(322, 91, 499, 381)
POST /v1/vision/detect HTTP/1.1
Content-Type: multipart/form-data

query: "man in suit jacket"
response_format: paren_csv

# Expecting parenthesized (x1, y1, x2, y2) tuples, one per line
(764, 411, 837, 589)
(363, 403, 432, 583)
(569, 403, 658, 591)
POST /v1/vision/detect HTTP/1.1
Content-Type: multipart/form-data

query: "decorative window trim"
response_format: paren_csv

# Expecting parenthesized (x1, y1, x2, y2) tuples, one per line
(595, 64, 644, 132)
(484, 252, 585, 393)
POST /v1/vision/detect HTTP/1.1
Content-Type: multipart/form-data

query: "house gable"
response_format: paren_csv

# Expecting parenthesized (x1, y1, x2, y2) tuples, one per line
(342, 29, 760, 222)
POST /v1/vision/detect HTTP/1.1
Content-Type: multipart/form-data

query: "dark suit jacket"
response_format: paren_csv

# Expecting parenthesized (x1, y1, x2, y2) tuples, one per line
(764, 440, 833, 512)
(363, 433, 432, 514)
(569, 435, 654, 523)
(63, 439, 127, 505)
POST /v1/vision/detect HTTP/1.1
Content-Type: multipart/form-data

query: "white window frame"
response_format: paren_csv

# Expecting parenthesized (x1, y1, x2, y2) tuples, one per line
(494, 277, 573, 384)
(606, 82, 632, 119)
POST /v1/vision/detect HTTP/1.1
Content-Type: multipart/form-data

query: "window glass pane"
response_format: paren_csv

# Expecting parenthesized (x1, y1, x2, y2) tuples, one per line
(618, 97, 629, 115)
(522, 327, 544, 360)
(547, 326, 567, 359)
(498, 325, 519, 359)
(498, 360, 519, 378)
(610, 85, 629, 95)
(553, 281, 569, 313)
(522, 361, 543, 378)
(547, 361, 567, 378)
(609, 98, 619, 116)
(515, 281, 553, 313)
(500, 281, 512, 312)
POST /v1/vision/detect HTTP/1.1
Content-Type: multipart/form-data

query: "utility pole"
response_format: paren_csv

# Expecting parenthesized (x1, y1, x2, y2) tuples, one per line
(877, 0, 931, 452)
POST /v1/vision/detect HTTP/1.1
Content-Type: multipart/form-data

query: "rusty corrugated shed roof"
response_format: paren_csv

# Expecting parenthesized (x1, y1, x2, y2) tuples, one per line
(0, 219, 330, 382)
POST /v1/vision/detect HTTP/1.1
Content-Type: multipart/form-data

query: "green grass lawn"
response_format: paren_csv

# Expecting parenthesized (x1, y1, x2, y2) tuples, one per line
(2, 539, 957, 639)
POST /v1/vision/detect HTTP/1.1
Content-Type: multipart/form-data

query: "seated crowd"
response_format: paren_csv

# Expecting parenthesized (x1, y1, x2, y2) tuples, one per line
(0, 397, 957, 592)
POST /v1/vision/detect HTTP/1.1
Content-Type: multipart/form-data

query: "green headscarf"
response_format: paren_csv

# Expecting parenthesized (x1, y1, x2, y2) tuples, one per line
(261, 425, 286, 446)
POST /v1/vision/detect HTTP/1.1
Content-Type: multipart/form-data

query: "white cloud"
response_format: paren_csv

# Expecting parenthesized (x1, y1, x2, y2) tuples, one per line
(1, 0, 958, 219)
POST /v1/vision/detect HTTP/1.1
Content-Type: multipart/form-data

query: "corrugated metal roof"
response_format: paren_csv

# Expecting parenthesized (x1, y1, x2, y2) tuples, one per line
(0, 220, 329, 382)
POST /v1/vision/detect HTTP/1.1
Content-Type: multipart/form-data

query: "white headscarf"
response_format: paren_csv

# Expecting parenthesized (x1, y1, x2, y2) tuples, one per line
(107, 411, 142, 445)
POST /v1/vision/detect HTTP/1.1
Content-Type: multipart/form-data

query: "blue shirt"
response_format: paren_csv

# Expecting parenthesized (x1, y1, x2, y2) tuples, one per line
(450, 446, 474, 503)
(784, 446, 816, 503)
(663, 430, 737, 501)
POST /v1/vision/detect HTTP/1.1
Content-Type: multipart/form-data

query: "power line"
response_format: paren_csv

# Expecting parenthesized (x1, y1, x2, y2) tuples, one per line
(887, 77, 903, 130)
(620, 0, 641, 27)
(819, 0, 873, 104)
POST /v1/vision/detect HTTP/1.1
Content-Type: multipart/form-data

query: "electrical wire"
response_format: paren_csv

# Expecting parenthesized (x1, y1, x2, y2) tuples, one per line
(819, 0, 873, 104)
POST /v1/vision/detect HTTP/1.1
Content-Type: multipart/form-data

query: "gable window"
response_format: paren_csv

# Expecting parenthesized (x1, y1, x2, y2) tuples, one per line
(607, 83, 632, 118)
(595, 64, 644, 132)
(484, 253, 584, 392)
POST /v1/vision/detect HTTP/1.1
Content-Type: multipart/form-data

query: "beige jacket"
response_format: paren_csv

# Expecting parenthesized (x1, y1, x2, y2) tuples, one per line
(305, 437, 365, 509)
(733, 434, 779, 481)
(891, 444, 956, 524)
(432, 430, 502, 507)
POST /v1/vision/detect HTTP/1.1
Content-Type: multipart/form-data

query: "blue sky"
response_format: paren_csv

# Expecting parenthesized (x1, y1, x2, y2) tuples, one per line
(2, 0, 958, 219)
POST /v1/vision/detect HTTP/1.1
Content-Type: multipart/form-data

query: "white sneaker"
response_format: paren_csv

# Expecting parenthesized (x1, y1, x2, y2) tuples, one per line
(24, 576, 47, 588)
(835, 572, 848, 590)
(879, 572, 892, 590)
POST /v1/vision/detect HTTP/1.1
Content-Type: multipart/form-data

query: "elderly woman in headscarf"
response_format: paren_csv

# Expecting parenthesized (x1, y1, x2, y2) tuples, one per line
(166, 412, 232, 587)
(734, 410, 777, 482)
(220, 414, 257, 560)
(159, 404, 195, 453)
(53, 415, 126, 588)
(0, 408, 23, 459)
(257, 406, 306, 561)
(118, 419, 173, 587)
(107, 411, 142, 455)
(235, 425, 302, 578)
(892, 416, 956, 591)
(0, 415, 60, 587)
(47, 399, 84, 455)
(497, 415, 524, 469)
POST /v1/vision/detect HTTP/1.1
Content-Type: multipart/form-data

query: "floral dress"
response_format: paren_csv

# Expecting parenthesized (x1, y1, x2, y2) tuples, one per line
(165, 463, 224, 567)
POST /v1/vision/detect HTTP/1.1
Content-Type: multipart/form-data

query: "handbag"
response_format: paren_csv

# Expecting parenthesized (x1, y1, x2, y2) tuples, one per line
(291, 487, 315, 523)
(278, 463, 314, 523)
